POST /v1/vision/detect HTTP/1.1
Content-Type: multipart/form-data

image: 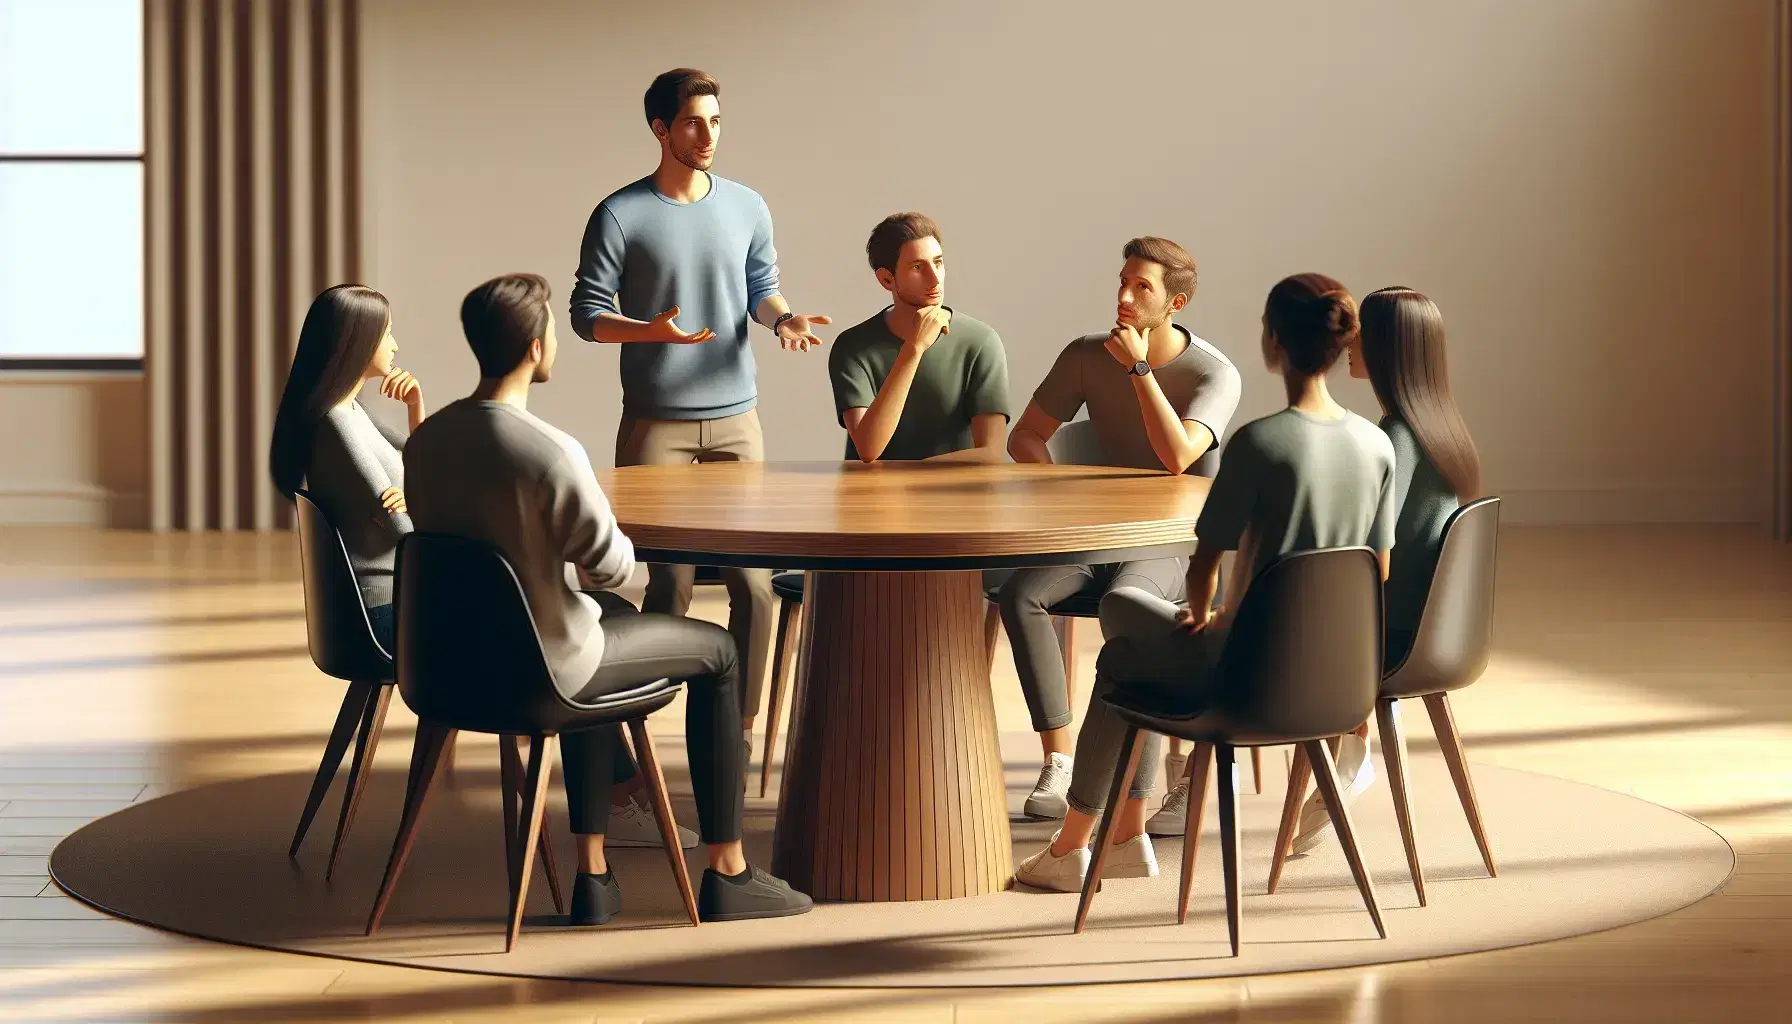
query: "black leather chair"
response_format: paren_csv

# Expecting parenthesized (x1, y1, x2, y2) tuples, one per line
(1075, 547, 1388, 956)
(1267, 497, 1502, 906)
(290, 490, 395, 880)
(365, 534, 696, 951)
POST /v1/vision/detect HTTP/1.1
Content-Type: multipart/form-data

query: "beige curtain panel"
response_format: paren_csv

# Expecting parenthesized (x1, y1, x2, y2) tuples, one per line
(146, 0, 363, 532)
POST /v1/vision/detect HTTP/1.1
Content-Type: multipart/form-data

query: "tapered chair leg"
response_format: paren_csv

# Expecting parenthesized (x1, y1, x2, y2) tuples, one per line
(1250, 748, 1263, 795)
(1376, 698, 1426, 905)
(1303, 739, 1387, 939)
(499, 735, 565, 915)
(1216, 745, 1243, 956)
(1074, 725, 1142, 934)
(1177, 742, 1213, 924)
(630, 718, 700, 926)
(1424, 691, 1496, 877)
(504, 734, 555, 952)
(759, 596, 799, 798)
(1266, 744, 1312, 894)
(324, 682, 392, 879)
(291, 679, 375, 858)
(365, 721, 456, 935)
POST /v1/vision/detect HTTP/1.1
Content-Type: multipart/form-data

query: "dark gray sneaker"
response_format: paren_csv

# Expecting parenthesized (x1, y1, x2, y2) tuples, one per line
(697, 864, 813, 922)
(569, 871, 623, 926)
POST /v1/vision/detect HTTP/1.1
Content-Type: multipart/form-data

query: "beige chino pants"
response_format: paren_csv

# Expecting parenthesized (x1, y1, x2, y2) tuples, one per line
(615, 409, 775, 724)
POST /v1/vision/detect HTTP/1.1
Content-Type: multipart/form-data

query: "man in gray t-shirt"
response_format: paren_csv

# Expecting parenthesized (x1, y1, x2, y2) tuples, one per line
(995, 237, 1242, 820)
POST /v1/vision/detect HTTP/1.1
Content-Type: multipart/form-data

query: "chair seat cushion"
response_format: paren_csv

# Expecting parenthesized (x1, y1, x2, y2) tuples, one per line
(560, 677, 680, 724)
(771, 572, 804, 603)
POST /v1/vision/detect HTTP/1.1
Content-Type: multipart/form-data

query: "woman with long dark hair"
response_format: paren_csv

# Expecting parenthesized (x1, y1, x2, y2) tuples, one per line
(1282, 285, 1487, 856)
(1017, 273, 1400, 891)
(270, 285, 426, 650)
(1350, 286, 1482, 661)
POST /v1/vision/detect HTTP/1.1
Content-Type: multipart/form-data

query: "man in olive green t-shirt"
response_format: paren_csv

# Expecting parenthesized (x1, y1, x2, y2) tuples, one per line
(827, 213, 1009, 462)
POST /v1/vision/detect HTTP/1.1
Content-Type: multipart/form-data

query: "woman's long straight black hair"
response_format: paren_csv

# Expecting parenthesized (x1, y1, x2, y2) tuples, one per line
(268, 285, 391, 498)
(1359, 287, 1482, 498)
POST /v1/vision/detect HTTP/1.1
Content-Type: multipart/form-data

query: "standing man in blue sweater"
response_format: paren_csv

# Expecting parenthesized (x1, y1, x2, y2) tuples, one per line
(570, 68, 829, 752)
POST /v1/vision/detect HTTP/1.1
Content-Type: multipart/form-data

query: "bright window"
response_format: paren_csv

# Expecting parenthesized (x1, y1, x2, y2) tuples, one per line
(0, 0, 144, 367)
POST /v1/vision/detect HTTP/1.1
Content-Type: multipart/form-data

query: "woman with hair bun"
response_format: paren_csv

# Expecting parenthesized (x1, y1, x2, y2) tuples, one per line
(1018, 273, 1400, 892)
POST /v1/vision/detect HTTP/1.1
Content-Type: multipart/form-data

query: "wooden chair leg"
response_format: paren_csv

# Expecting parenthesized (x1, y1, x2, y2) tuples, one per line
(1216, 745, 1243, 957)
(1266, 743, 1312, 894)
(759, 597, 798, 798)
(505, 734, 555, 952)
(630, 717, 700, 926)
(1177, 741, 1213, 924)
(984, 601, 1002, 676)
(501, 735, 565, 915)
(365, 721, 456, 936)
(1250, 747, 1263, 795)
(324, 682, 392, 880)
(1376, 698, 1426, 905)
(1074, 725, 1142, 935)
(1303, 739, 1387, 939)
(1424, 691, 1496, 877)
(290, 680, 374, 858)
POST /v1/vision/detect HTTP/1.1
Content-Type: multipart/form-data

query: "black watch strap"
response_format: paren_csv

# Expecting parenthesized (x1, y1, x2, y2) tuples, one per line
(770, 312, 796, 334)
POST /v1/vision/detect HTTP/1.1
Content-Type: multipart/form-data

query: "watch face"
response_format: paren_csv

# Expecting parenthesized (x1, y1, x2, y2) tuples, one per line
(1132, 360, 1151, 376)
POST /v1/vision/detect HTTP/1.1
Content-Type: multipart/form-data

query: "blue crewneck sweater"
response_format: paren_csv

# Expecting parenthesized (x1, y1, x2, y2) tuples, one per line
(569, 173, 781, 420)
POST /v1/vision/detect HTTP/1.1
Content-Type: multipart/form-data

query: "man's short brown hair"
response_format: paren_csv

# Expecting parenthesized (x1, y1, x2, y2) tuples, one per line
(867, 213, 943, 274)
(1123, 236, 1198, 301)
(460, 273, 551, 378)
(644, 69, 720, 132)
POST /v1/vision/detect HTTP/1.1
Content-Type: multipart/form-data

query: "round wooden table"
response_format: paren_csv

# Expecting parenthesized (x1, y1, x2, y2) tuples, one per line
(594, 460, 1209, 902)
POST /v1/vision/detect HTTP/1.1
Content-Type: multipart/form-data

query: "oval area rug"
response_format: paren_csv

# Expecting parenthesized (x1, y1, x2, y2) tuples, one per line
(50, 751, 1732, 988)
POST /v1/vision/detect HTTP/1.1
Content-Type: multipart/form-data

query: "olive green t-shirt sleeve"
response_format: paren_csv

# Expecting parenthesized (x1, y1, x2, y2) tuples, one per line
(963, 327, 1011, 422)
(827, 330, 879, 427)
(1030, 339, 1087, 423)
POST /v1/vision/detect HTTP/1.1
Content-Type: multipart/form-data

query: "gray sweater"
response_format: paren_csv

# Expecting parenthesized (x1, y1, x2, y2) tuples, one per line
(569, 173, 781, 420)
(308, 402, 410, 609)
(403, 399, 637, 694)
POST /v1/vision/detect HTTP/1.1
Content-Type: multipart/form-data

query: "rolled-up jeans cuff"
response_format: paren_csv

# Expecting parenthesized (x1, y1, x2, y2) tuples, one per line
(1036, 711, 1074, 732)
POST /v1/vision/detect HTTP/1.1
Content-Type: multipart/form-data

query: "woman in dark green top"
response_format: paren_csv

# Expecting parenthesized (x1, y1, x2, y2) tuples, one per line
(1349, 287, 1483, 666)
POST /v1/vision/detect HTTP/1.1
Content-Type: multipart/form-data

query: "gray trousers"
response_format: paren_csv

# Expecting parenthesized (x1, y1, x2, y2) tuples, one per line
(1065, 587, 1226, 816)
(989, 557, 1188, 732)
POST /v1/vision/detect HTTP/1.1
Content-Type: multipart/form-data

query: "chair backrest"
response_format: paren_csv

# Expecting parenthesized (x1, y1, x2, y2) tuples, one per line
(1384, 496, 1501, 695)
(393, 532, 571, 735)
(293, 489, 392, 681)
(1214, 546, 1383, 742)
(1046, 418, 1104, 466)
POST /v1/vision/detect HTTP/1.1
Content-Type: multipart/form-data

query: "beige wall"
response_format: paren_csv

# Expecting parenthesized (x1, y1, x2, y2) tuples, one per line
(359, 0, 1771, 524)
(0, 375, 146, 527)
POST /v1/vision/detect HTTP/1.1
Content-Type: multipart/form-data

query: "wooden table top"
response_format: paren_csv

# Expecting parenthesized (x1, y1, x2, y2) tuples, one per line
(594, 460, 1210, 570)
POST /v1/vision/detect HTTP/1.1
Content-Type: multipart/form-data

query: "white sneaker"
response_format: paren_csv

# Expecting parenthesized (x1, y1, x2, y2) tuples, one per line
(1104, 833, 1159, 879)
(1146, 776, 1191, 837)
(1290, 732, 1377, 855)
(1023, 752, 1074, 819)
(606, 797, 699, 850)
(1016, 832, 1091, 892)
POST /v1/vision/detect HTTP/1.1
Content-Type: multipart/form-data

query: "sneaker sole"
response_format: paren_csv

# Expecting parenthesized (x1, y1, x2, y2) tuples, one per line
(698, 901, 813, 923)
(1022, 795, 1070, 819)
(1144, 817, 1185, 838)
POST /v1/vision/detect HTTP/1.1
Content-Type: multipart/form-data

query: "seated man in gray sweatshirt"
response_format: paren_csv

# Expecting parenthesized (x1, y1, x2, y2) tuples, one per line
(570, 68, 830, 757)
(405, 273, 811, 926)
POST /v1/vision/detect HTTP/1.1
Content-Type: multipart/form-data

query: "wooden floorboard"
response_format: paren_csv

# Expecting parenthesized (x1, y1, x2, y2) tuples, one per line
(0, 523, 1785, 1021)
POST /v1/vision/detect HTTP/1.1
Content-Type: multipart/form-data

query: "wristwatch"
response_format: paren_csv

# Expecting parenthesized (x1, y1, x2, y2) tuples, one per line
(1130, 360, 1152, 377)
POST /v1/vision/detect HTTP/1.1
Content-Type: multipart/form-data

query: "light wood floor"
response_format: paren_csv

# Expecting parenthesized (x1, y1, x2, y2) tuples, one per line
(0, 525, 1786, 1023)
